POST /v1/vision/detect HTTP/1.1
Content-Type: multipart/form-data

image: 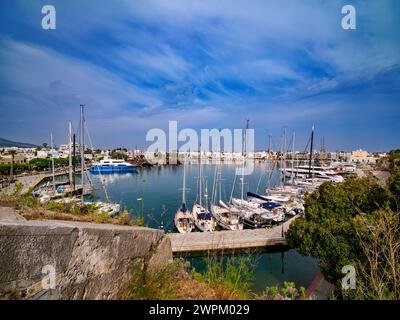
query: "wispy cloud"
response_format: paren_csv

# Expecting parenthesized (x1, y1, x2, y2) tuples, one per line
(0, 0, 399, 150)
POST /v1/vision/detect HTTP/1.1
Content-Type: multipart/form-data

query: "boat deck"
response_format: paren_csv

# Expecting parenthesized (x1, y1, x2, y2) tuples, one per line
(168, 216, 297, 253)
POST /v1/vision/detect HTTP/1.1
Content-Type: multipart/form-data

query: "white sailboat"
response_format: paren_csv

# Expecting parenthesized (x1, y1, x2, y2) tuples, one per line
(79, 104, 121, 216)
(227, 120, 274, 228)
(210, 164, 243, 231)
(174, 159, 195, 233)
(192, 151, 216, 232)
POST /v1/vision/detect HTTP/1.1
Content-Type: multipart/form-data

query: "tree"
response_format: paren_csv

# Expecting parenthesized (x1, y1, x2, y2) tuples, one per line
(388, 149, 400, 171)
(110, 150, 127, 160)
(387, 166, 400, 206)
(286, 176, 390, 287)
(351, 208, 400, 299)
(9, 150, 16, 181)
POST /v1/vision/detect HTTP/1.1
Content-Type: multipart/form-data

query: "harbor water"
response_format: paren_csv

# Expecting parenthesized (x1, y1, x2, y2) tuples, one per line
(87, 162, 319, 292)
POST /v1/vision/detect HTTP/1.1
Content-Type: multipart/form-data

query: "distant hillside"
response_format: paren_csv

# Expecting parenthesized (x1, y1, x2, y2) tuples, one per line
(0, 137, 38, 148)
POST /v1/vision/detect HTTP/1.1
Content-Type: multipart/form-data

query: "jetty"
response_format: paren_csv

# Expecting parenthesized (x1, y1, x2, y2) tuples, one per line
(4, 169, 84, 194)
(168, 216, 297, 253)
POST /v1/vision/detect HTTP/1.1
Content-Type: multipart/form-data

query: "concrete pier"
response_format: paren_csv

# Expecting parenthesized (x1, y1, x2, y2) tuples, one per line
(168, 216, 297, 253)
(4, 169, 84, 194)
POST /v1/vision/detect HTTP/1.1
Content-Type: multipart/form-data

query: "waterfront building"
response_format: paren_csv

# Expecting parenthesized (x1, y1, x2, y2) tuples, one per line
(0, 154, 27, 165)
(350, 149, 378, 164)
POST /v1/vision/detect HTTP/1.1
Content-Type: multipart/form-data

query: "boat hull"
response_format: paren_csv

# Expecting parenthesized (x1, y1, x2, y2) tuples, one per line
(243, 217, 270, 229)
(210, 205, 243, 231)
(89, 165, 138, 174)
(174, 209, 195, 233)
(192, 204, 216, 232)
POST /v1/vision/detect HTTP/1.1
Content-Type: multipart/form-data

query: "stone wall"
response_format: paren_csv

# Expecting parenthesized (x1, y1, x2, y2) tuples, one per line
(0, 207, 173, 300)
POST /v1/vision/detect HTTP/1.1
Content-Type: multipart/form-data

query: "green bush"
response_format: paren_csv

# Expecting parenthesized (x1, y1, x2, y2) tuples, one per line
(193, 254, 255, 299)
(286, 174, 400, 299)
(124, 259, 184, 300)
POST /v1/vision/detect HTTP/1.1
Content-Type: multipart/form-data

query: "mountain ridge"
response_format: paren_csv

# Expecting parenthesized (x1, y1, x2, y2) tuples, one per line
(0, 137, 38, 148)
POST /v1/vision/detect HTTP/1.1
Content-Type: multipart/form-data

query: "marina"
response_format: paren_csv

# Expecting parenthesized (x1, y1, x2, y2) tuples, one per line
(1, 126, 388, 293)
(1, 0, 398, 302)
(0, 114, 375, 292)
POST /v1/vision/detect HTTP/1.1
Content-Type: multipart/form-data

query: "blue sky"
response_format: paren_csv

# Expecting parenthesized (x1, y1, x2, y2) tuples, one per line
(0, 0, 399, 151)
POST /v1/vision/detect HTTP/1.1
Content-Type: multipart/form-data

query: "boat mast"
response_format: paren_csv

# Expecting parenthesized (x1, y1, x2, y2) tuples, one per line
(309, 125, 314, 179)
(80, 104, 85, 203)
(229, 174, 237, 204)
(268, 134, 272, 153)
(73, 134, 76, 190)
(50, 132, 55, 191)
(211, 163, 218, 205)
(68, 121, 73, 188)
(219, 170, 222, 202)
(241, 120, 249, 200)
(198, 144, 202, 206)
(204, 182, 208, 207)
(292, 131, 295, 185)
(181, 157, 187, 212)
(283, 127, 287, 187)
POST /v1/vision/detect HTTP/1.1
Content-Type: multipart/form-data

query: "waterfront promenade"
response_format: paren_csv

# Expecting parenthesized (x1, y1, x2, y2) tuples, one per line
(2, 168, 83, 194)
(168, 216, 297, 253)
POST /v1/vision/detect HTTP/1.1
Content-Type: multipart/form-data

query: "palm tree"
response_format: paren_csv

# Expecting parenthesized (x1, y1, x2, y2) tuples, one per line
(9, 150, 16, 181)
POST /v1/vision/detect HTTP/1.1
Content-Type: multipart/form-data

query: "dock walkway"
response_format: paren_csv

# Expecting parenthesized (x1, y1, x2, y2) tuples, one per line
(168, 216, 297, 253)
(3, 169, 83, 194)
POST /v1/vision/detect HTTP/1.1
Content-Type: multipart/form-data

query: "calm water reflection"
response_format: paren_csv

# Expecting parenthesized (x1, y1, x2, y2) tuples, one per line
(88, 163, 319, 291)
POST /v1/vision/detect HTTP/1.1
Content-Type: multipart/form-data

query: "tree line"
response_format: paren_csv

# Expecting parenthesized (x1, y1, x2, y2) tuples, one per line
(0, 157, 81, 176)
(286, 149, 400, 299)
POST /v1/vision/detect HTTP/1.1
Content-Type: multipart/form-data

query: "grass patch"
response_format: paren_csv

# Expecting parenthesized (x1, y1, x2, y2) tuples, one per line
(192, 254, 256, 299)
(122, 255, 309, 300)
(0, 185, 138, 226)
(123, 259, 184, 300)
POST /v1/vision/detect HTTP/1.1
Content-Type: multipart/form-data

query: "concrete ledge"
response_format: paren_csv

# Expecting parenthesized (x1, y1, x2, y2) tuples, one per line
(0, 210, 173, 300)
(0, 206, 26, 222)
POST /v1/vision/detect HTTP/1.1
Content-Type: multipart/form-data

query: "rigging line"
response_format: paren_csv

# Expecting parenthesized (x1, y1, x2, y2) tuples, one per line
(194, 174, 199, 204)
(222, 176, 227, 203)
(229, 173, 237, 204)
(303, 136, 311, 153)
(267, 144, 280, 189)
(84, 119, 110, 202)
(256, 169, 263, 194)
(211, 164, 218, 205)
(287, 132, 294, 153)
(271, 135, 280, 153)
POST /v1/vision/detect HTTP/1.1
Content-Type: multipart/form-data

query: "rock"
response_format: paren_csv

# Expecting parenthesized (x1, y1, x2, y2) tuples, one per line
(146, 236, 173, 274)
(0, 206, 26, 222)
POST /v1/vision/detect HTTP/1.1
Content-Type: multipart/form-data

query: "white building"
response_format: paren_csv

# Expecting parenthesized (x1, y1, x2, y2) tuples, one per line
(350, 149, 378, 164)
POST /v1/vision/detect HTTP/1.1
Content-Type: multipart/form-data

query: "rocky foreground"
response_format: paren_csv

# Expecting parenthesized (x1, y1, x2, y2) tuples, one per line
(0, 206, 172, 299)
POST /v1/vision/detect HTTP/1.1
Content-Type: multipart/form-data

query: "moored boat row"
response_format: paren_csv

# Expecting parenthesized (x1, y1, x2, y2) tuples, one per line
(174, 124, 347, 234)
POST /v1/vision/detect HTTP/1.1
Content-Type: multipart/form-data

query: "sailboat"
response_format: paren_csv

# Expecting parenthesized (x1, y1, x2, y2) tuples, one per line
(192, 151, 216, 232)
(222, 121, 268, 228)
(228, 120, 287, 227)
(78, 104, 121, 216)
(210, 164, 243, 230)
(174, 158, 195, 233)
(33, 129, 85, 203)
